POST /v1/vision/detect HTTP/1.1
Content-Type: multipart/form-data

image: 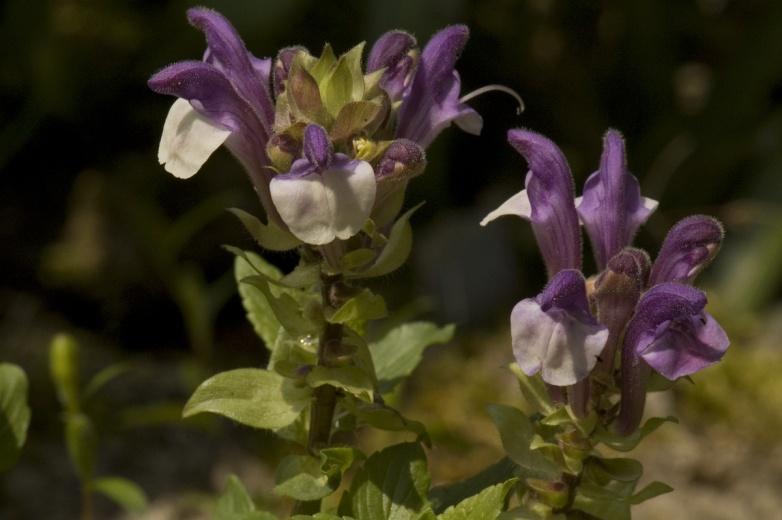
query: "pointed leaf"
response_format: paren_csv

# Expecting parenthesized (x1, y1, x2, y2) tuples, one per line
(275, 454, 333, 501)
(371, 322, 455, 393)
(183, 369, 312, 430)
(438, 479, 517, 520)
(593, 416, 677, 452)
(93, 477, 147, 514)
(228, 208, 300, 251)
(0, 364, 31, 472)
(349, 203, 423, 279)
(349, 442, 431, 520)
(508, 363, 555, 416)
(307, 366, 374, 402)
(630, 481, 673, 504)
(329, 289, 387, 330)
(234, 251, 285, 348)
(429, 458, 517, 514)
(486, 404, 560, 480)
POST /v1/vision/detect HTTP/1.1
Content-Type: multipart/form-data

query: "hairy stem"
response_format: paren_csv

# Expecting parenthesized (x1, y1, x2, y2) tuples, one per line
(293, 273, 344, 514)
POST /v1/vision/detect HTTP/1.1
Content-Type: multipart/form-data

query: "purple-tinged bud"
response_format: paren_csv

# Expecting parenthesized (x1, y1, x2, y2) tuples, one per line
(526, 479, 569, 509)
(273, 46, 306, 98)
(593, 248, 650, 376)
(303, 124, 333, 170)
(649, 215, 724, 286)
(376, 139, 426, 180)
(371, 139, 427, 227)
(266, 132, 300, 172)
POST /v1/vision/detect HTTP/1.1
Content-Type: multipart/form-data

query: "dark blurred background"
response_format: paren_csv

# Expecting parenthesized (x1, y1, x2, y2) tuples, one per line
(2, 0, 782, 518)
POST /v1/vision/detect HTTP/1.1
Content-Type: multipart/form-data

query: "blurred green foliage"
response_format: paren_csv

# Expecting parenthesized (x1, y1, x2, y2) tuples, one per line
(1, 0, 782, 518)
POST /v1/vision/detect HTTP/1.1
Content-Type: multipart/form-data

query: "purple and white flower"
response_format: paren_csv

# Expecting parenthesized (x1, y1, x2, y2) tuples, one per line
(511, 270, 608, 386)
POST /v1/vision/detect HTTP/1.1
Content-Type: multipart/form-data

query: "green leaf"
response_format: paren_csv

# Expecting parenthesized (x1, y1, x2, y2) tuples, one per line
(429, 458, 517, 514)
(331, 101, 383, 142)
(0, 364, 31, 472)
(83, 362, 134, 401)
(234, 250, 285, 348)
(572, 481, 631, 520)
(93, 476, 147, 514)
(268, 330, 318, 378)
(486, 405, 560, 480)
(349, 442, 431, 520)
(228, 208, 300, 251)
(593, 416, 677, 452)
(370, 322, 455, 393)
(241, 274, 321, 336)
(340, 247, 377, 271)
(307, 366, 374, 402)
(66, 413, 96, 480)
(341, 398, 429, 443)
(183, 369, 312, 430)
(630, 481, 673, 504)
(508, 364, 554, 416)
(349, 203, 423, 279)
(328, 289, 387, 330)
(215, 475, 256, 518)
(438, 479, 517, 520)
(539, 406, 597, 437)
(275, 454, 333, 501)
(321, 446, 364, 478)
(49, 333, 81, 413)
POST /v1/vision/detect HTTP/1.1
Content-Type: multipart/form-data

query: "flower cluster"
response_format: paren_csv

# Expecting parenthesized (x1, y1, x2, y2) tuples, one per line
(148, 7, 488, 246)
(483, 129, 729, 432)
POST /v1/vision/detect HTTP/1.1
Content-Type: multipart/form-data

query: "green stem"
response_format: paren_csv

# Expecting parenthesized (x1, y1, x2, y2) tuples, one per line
(293, 273, 344, 514)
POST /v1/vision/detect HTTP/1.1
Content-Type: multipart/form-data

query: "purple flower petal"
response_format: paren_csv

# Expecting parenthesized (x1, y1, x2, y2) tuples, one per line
(649, 215, 724, 286)
(303, 124, 333, 170)
(187, 7, 274, 130)
(511, 270, 608, 386)
(625, 283, 729, 380)
(395, 25, 479, 148)
(506, 129, 582, 277)
(367, 30, 417, 102)
(149, 61, 246, 131)
(577, 129, 658, 270)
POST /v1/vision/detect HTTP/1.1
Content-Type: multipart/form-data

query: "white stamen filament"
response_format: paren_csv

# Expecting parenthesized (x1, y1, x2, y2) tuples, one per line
(460, 84, 525, 114)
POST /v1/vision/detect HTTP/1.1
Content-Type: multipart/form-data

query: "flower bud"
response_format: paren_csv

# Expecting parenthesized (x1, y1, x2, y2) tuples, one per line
(273, 46, 307, 98)
(375, 139, 426, 181)
(594, 248, 650, 375)
(526, 479, 569, 509)
(266, 132, 300, 172)
(372, 140, 427, 226)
